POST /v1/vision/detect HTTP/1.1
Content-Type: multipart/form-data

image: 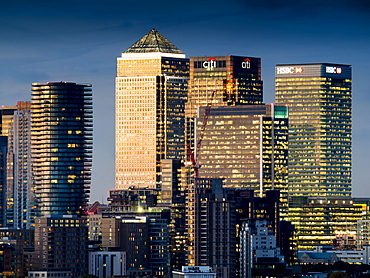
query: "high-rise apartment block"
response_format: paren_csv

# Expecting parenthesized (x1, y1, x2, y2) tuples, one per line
(115, 29, 189, 190)
(30, 82, 92, 277)
(0, 105, 17, 227)
(6, 101, 34, 229)
(31, 82, 92, 216)
(0, 106, 18, 136)
(0, 136, 7, 227)
(186, 178, 237, 278)
(33, 215, 88, 276)
(275, 63, 352, 198)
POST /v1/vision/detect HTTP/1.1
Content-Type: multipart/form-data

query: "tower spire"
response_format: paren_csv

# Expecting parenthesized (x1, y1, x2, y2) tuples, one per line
(124, 29, 184, 54)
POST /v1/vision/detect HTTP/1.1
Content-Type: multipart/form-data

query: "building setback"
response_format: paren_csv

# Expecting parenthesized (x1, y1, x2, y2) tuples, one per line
(275, 63, 352, 198)
(115, 29, 189, 190)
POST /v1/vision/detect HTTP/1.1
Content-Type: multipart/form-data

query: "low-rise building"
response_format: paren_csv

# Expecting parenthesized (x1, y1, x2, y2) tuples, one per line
(89, 251, 126, 277)
(172, 266, 216, 278)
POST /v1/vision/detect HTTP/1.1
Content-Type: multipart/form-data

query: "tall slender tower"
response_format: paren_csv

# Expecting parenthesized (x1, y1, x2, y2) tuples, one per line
(115, 29, 189, 190)
(275, 63, 352, 197)
(0, 105, 17, 226)
(31, 82, 92, 216)
(6, 101, 34, 229)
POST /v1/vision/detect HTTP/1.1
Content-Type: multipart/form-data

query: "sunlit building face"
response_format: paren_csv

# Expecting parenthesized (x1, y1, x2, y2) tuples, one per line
(195, 104, 289, 218)
(275, 63, 352, 197)
(115, 29, 189, 189)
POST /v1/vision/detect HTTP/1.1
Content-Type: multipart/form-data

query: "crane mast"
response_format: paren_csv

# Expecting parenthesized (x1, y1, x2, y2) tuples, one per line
(186, 89, 215, 265)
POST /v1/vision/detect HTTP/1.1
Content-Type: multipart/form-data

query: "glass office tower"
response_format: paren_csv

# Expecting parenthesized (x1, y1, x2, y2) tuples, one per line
(185, 55, 263, 159)
(195, 104, 289, 217)
(275, 63, 352, 197)
(31, 82, 92, 216)
(186, 55, 263, 115)
(115, 29, 189, 190)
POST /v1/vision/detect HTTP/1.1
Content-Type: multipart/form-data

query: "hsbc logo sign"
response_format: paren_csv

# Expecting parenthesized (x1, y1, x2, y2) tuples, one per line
(326, 66, 342, 74)
(276, 67, 305, 74)
(203, 57, 217, 69)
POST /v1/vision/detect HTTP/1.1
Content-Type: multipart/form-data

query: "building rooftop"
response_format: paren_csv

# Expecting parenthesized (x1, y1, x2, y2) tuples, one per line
(124, 29, 184, 54)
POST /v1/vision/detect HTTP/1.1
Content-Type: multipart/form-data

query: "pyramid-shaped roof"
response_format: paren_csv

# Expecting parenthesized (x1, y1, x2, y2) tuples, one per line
(124, 29, 184, 54)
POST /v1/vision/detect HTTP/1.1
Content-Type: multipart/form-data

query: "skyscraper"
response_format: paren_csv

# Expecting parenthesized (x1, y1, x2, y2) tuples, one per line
(194, 104, 289, 217)
(185, 55, 263, 153)
(31, 82, 92, 216)
(186, 55, 263, 118)
(115, 29, 189, 190)
(0, 105, 17, 227)
(6, 101, 34, 229)
(275, 63, 352, 198)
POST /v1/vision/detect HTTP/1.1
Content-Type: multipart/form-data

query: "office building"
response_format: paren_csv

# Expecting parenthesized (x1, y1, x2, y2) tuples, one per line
(185, 55, 263, 155)
(275, 63, 352, 197)
(186, 55, 263, 117)
(31, 82, 92, 216)
(115, 29, 189, 190)
(194, 104, 289, 217)
(6, 101, 34, 229)
(288, 196, 362, 249)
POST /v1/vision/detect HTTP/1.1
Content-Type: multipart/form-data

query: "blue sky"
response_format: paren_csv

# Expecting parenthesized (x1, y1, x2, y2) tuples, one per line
(1, 0, 370, 202)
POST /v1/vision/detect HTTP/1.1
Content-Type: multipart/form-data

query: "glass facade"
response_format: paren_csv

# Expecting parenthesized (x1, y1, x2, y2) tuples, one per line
(6, 101, 35, 228)
(115, 29, 189, 189)
(0, 106, 17, 226)
(185, 55, 263, 167)
(31, 82, 92, 216)
(275, 63, 352, 198)
(288, 196, 362, 249)
(186, 55, 263, 118)
(195, 105, 289, 217)
(0, 136, 6, 226)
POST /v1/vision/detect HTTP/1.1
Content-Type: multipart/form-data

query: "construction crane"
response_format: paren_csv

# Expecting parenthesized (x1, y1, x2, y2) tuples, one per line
(186, 89, 216, 266)
(186, 89, 216, 179)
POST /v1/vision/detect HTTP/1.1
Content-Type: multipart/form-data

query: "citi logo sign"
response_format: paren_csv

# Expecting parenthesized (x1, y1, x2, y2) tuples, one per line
(242, 58, 251, 69)
(203, 58, 217, 69)
(276, 67, 304, 74)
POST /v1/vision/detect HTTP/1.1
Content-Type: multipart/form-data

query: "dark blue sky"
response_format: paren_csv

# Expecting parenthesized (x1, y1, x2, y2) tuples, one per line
(1, 0, 370, 202)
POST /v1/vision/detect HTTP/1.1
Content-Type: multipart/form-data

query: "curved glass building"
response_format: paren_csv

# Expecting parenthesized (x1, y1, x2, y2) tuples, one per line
(31, 82, 92, 216)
